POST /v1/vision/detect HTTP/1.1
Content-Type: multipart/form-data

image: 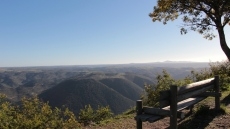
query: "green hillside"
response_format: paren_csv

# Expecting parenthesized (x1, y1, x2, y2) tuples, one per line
(123, 73, 154, 88)
(99, 78, 142, 101)
(39, 78, 135, 115)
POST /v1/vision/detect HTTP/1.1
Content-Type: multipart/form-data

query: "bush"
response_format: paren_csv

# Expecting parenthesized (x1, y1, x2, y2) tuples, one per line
(141, 70, 193, 107)
(0, 95, 81, 129)
(78, 105, 113, 126)
(191, 61, 230, 91)
(78, 105, 94, 125)
(94, 105, 113, 123)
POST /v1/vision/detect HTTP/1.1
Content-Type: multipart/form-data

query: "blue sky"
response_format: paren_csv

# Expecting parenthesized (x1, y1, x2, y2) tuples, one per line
(0, 0, 229, 67)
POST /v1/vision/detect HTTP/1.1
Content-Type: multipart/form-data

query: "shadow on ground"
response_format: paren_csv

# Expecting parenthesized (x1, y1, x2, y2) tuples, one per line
(221, 93, 230, 106)
(177, 105, 225, 129)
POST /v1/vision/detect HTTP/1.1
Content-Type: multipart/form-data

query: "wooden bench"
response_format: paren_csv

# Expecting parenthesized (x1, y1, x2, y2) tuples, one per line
(135, 76, 221, 129)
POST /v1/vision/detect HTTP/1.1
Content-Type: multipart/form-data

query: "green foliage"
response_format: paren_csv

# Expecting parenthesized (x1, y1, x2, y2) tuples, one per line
(0, 94, 7, 104)
(190, 61, 230, 91)
(220, 104, 229, 114)
(210, 61, 230, 91)
(78, 105, 113, 126)
(0, 95, 81, 129)
(142, 70, 172, 107)
(142, 70, 192, 107)
(78, 105, 94, 126)
(94, 106, 113, 123)
(142, 61, 230, 107)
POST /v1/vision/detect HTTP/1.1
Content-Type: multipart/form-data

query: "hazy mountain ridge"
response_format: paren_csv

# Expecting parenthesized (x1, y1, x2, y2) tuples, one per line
(0, 70, 81, 101)
(0, 62, 209, 114)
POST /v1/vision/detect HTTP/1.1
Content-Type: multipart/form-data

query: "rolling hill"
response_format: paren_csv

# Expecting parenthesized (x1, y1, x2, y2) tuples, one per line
(38, 72, 152, 115)
(39, 78, 135, 115)
(99, 78, 142, 101)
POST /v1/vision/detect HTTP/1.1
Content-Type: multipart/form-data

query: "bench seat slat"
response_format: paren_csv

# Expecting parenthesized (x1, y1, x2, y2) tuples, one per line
(177, 97, 206, 111)
(136, 97, 205, 123)
(162, 97, 206, 111)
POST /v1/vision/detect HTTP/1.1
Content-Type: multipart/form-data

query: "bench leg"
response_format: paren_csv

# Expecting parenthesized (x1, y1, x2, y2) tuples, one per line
(170, 85, 178, 129)
(189, 105, 194, 113)
(137, 119, 142, 129)
(136, 100, 142, 129)
(215, 75, 220, 110)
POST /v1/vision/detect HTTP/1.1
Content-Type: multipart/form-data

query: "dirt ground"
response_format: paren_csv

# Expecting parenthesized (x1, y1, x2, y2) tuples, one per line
(85, 93, 230, 129)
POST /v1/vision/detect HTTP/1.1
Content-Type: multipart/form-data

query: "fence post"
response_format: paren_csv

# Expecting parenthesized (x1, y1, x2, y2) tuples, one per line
(170, 85, 178, 129)
(136, 100, 142, 129)
(214, 75, 220, 110)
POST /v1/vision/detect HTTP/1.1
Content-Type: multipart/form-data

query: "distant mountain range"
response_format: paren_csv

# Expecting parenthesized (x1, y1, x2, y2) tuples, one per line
(0, 62, 210, 114)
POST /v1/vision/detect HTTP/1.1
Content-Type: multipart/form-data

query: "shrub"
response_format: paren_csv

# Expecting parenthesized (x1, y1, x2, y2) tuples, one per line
(78, 105, 113, 126)
(142, 70, 193, 107)
(94, 105, 113, 123)
(191, 61, 230, 91)
(0, 95, 81, 129)
(141, 70, 174, 107)
(78, 105, 94, 125)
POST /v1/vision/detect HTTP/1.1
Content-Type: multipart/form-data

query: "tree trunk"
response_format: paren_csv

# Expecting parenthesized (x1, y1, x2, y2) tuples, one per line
(217, 27, 230, 61)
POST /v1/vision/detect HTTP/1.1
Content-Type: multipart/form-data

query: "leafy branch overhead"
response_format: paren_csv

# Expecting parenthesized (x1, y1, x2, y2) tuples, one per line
(149, 0, 230, 60)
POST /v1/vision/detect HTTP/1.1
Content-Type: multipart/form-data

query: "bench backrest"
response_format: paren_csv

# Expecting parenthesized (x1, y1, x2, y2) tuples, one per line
(159, 77, 216, 108)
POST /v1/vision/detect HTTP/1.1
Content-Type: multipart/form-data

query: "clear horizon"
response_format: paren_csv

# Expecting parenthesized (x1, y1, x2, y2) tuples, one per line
(0, 60, 222, 68)
(0, 0, 229, 67)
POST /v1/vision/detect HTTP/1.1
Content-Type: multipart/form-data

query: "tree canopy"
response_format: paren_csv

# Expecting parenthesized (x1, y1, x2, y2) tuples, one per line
(150, 0, 230, 60)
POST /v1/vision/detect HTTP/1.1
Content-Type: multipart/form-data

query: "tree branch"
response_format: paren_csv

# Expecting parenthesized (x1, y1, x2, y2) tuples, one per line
(220, 0, 229, 14)
(223, 18, 230, 27)
(181, 2, 216, 23)
(191, 22, 216, 27)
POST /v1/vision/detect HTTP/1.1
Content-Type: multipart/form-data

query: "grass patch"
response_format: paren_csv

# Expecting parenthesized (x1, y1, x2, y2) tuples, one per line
(220, 104, 229, 114)
(83, 107, 135, 128)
